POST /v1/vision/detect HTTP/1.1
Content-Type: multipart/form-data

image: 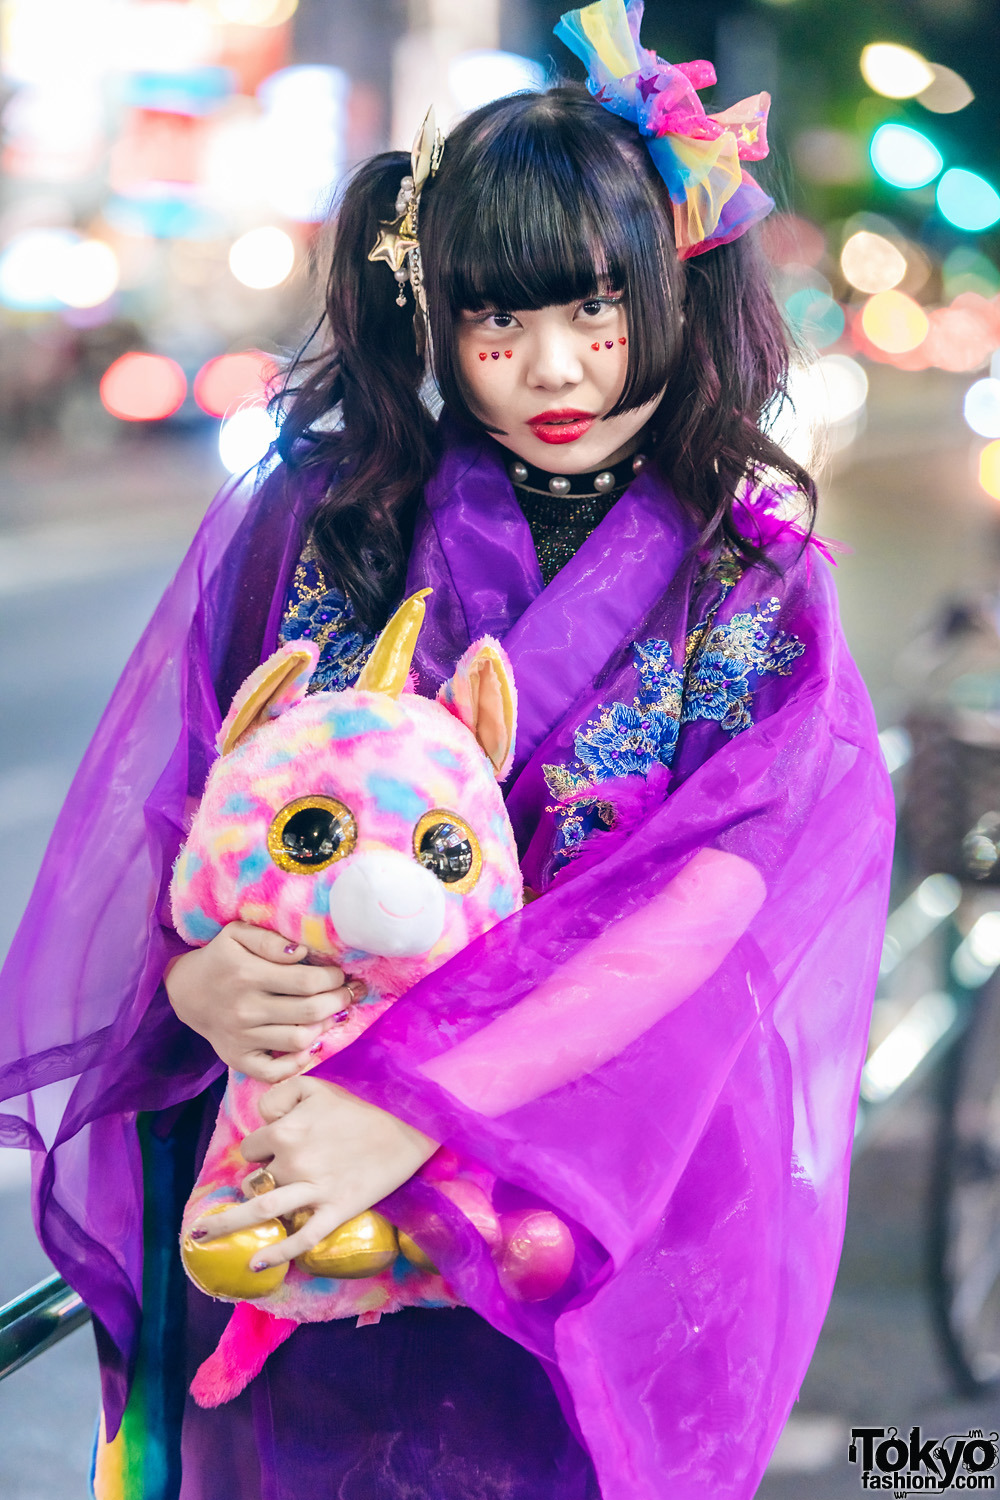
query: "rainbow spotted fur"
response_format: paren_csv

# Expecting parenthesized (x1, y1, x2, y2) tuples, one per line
(169, 593, 575, 1406)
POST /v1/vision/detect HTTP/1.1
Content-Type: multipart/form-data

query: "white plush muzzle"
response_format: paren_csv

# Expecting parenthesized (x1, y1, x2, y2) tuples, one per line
(327, 850, 446, 957)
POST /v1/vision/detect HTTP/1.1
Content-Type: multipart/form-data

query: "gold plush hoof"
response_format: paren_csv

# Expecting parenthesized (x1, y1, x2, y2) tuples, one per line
(181, 1204, 288, 1299)
(293, 1209, 399, 1279)
(397, 1229, 438, 1274)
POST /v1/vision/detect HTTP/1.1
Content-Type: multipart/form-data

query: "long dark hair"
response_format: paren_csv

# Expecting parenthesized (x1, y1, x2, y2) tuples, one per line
(276, 84, 815, 631)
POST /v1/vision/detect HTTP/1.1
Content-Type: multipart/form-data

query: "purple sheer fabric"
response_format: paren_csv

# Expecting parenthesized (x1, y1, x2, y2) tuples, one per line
(0, 428, 893, 1500)
(0, 461, 313, 1422)
(181, 1292, 600, 1500)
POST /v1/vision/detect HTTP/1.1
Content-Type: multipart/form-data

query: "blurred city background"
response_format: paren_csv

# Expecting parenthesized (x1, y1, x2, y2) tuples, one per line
(2, 0, 1000, 1494)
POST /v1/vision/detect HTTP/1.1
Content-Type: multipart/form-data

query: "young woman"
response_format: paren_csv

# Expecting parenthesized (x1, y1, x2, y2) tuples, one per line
(0, 4, 894, 1497)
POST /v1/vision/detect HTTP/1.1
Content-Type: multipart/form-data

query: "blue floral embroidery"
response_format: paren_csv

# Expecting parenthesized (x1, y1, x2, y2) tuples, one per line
(280, 546, 378, 693)
(634, 638, 683, 715)
(682, 599, 805, 733)
(575, 701, 679, 780)
(542, 591, 805, 866)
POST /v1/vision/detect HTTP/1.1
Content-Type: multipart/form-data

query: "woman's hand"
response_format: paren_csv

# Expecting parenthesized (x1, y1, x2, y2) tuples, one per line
(165, 922, 356, 1083)
(190, 1076, 439, 1269)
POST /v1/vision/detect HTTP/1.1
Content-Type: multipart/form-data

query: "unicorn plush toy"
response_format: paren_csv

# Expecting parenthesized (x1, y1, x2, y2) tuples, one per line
(169, 591, 575, 1406)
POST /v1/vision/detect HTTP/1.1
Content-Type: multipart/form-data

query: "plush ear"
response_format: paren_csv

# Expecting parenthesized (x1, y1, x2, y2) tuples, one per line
(437, 637, 517, 780)
(217, 641, 320, 756)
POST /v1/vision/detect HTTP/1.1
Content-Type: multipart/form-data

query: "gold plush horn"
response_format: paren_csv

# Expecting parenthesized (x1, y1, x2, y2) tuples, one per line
(356, 588, 432, 698)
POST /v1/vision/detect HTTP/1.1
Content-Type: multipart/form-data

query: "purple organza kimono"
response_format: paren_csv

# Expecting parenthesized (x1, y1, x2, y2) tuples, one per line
(0, 425, 893, 1500)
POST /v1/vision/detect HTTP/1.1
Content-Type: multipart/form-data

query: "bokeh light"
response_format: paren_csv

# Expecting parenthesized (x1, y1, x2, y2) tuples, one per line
(860, 43, 935, 100)
(53, 239, 119, 308)
(228, 226, 295, 289)
(211, 0, 299, 23)
(936, 168, 1000, 233)
(841, 231, 907, 294)
(784, 288, 845, 349)
(767, 354, 869, 466)
(758, 213, 826, 269)
(861, 290, 930, 353)
(870, 123, 942, 189)
(964, 380, 1000, 439)
(923, 305, 997, 373)
(943, 247, 1000, 300)
(449, 51, 545, 113)
(0, 227, 79, 310)
(116, 2, 216, 73)
(793, 128, 867, 186)
(917, 63, 974, 115)
(99, 353, 187, 422)
(814, 354, 870, 423)
(219, 404, 280, 474)
(980, 442, 1000, 502)
(194, 350, 279, 417)
(898, 240, 932, 297)
(256, 65, 347, 222)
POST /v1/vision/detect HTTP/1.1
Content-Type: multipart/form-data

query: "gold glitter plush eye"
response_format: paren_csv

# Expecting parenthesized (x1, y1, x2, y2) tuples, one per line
(413, 810, 482, 893)
(268, 796, 357, 874)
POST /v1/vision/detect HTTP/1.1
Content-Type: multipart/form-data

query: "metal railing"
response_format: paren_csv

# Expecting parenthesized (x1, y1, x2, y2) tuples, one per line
(0, 1273, 89, 1381)
(0, 725, 985, 1379)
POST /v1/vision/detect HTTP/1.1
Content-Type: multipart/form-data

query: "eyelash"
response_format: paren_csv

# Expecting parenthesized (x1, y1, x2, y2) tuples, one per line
(475, 296, 622, 330)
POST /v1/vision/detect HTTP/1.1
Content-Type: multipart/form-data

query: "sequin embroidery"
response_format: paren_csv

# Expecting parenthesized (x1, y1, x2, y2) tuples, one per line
(682, 598, 805, 733)
(542, 589, 805, 864)
(279, 542, 378, 693)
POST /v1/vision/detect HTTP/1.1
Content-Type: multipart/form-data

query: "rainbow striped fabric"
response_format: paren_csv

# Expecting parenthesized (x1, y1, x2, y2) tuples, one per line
(554, 0, 774, 257)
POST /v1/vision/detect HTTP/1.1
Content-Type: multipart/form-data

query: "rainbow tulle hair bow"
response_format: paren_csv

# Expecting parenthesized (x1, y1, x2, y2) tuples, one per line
(555, 0, 774, 258)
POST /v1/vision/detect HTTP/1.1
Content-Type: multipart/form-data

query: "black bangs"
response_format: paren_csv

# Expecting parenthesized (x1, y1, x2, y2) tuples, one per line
(440, 134, 626, 316)
(421, 84, 685, 423)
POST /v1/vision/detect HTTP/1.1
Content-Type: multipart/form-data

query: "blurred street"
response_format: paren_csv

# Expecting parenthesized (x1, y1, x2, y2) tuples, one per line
(1, 367, 999, 1496)
(2, 0, 1000, 1491)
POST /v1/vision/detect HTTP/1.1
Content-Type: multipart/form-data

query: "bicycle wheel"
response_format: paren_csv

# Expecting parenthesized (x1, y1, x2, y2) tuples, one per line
(928, 972, 1000, 1395)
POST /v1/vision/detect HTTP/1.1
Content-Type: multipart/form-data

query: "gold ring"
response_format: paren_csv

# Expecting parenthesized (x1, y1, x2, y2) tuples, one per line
(244, 1167, 277, 1197)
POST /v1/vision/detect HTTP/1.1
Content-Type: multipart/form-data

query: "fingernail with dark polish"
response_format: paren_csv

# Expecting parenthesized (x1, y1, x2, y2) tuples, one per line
(190, 1228, 207, 1240)
(250, 1259, 268, 1273)
(283, 943, 299, 955)
(333, 1009, 350, 1024)
(309, 1040, 323, 1055)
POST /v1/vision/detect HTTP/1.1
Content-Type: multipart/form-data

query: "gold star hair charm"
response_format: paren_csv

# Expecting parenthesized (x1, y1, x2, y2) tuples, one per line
(368, 107, 445, 311)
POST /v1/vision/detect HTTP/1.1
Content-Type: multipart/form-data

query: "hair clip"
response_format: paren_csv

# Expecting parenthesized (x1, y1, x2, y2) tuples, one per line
(368, 107, 445, 311)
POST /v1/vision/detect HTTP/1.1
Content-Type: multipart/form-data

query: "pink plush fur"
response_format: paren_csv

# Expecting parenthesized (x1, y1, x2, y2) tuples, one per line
(170, 632, 576, 1406)
(189, 1304, 298, 1408)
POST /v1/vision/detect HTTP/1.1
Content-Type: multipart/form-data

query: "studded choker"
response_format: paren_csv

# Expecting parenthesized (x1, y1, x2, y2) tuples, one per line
(506, 450, 647, 499)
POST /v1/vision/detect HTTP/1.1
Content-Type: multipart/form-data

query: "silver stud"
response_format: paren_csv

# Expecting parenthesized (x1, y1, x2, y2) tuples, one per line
(510, 462, 529, 483)
(632, 453, 646, 473)
(548, 475, 571, 496)
(593, 470, 615, 492)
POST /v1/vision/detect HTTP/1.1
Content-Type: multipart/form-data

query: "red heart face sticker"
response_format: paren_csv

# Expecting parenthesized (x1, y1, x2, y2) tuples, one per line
(591, 342, 600, 351)
(479, 352, 487, 360)
(491, 350, 500, 359)
(619, 337, 626, 344)
(504, 350, 512, 358)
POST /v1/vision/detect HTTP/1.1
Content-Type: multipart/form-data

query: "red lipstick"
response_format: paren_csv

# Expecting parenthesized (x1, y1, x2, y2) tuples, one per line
(527, 408, 594, 444)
